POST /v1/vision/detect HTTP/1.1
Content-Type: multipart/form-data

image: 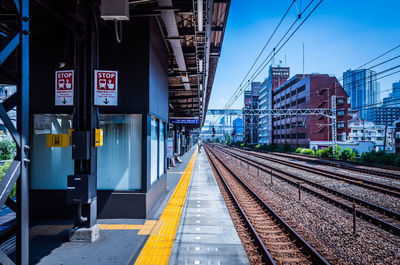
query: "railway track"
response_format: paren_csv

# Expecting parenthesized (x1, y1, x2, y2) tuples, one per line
(204, 146, 329, 265)
(268, 152, 400, 181)
(232, 147, 400, 198)
(215, 146, 400, 236)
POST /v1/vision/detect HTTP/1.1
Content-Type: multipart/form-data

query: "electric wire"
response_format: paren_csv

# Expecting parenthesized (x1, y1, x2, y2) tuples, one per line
(214, 0, 321, 124)
(221, 0, 298, 112)
(218, 0, 323, 117)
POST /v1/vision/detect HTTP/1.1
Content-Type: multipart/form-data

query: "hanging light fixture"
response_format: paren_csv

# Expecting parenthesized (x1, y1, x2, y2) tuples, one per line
(199, 58, 203, 73)
(197, 0, 203, 32)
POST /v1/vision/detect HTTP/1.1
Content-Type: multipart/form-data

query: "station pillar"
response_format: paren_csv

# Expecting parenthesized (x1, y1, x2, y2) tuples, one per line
(68, 0, 99, 241)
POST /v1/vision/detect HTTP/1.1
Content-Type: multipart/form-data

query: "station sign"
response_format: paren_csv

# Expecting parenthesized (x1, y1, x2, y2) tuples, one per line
(94, 70, 118, 106)
(55, 70, 74, 106)
(167, 137, 174, 158)
(170, 117, 199, 125)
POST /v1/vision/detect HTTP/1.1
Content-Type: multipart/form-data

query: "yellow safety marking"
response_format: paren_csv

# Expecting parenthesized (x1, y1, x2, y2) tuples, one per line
(138, 220, 158, 235)
(150, 220, 163, 235)
(134, 149, 198, 265)
(99, 224, 143, 230)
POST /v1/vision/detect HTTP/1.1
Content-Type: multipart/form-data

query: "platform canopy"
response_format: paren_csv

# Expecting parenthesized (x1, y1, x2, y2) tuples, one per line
(131, 0, 230, 127)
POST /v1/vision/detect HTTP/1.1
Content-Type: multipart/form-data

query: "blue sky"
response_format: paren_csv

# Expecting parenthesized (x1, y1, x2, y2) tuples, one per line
(208, 0, 400, 111)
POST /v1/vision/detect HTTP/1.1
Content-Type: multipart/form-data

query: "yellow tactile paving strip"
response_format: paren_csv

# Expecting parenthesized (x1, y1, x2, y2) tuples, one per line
(134, 149, 198, 265)
(99, 220, 163, 236)
(99, 224, 143, 230)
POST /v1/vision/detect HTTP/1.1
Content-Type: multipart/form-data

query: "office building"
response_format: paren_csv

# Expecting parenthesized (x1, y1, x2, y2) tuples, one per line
(258, 65, 290, 144)
(243, 82, 261, 143)
(272, 74, 351, 147)
(343, 69, 378, 120)
(383, 80, 400, 107)
(232, 118, 243, 142)
(370, 107, 400, 126)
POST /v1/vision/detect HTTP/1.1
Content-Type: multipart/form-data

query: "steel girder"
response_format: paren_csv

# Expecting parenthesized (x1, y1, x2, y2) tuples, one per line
(207, 108, 332, 116)
(0, 0, 29, 264)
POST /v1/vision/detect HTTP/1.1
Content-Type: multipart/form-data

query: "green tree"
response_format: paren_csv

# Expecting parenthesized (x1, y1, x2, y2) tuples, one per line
(339, 148, 356, 161)
(0, 138, 16, 160)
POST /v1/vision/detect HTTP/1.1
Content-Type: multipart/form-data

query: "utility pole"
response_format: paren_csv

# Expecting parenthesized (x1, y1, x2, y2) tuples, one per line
(331, 95, 337, 157)
(383, 122, 388, 152)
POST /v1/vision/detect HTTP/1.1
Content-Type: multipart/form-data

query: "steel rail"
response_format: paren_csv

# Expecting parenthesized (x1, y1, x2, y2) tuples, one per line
(205, 146, 330, 265)
(217, 146, 400, 236)
(269, 152, 400, 180)
(237, 148, 400, 198)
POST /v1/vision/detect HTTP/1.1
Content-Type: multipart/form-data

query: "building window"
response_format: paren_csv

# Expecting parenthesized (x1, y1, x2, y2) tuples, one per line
(298, 133, 306, 139)
(337, 122, 345, 128)
(297, 85, 306, 93)
(337, 98, 345, 104)
(297, 97, 306, 105)
(337, 110, 345, 116)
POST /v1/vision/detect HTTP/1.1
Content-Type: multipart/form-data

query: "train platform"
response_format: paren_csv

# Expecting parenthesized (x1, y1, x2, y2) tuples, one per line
(10, 146, 248, 264)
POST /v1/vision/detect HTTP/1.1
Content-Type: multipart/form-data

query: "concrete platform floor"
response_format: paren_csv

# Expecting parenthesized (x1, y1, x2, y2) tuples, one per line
(2, 146, 249, 264)
(168, 150, 249, 265)
(11, 148, 198, 265)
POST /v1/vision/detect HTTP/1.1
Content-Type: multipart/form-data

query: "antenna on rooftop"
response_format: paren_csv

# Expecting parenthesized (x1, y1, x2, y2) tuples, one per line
(303, 42, 305, 78)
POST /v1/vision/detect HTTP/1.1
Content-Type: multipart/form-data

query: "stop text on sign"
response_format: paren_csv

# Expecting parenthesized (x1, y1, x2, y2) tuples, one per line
(55, 70, 74, 106)
(94, 70, 118, 106)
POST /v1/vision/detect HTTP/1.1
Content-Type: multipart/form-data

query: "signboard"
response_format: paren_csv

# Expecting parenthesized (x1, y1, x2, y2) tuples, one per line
(167, 137, 174, 158)
(170, 117, 199, 125)
(94, 70, 118, 106)
(55, 70, 74, 106)
(46, 134, 68, 147)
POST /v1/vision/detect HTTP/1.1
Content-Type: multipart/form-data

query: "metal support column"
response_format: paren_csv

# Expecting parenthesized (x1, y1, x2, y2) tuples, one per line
(0, 0, 30, 264)
(72, 0, 99, 229)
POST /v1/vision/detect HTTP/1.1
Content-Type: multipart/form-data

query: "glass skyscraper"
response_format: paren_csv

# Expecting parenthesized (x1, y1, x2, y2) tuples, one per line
(383, 80, 400, 107)
(343, 69, 378, 121)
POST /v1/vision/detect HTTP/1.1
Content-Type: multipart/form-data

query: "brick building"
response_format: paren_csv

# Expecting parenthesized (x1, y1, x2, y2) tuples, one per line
(272, 74, 351, 147)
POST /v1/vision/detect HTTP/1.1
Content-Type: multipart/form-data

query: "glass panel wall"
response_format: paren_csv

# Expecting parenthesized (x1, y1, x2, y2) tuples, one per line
(159, 122, 165, 177)
(31, 114, 143, 191)
(97, 114, 142, 190)
(31, 114, 73, 189)
(150, 118, 158, 185)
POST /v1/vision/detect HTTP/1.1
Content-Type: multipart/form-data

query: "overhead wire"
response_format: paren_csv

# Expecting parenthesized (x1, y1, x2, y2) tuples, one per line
(213, 0, 322, 124)
(220, 0, 298, 113)
(221, 0, 323, 114)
